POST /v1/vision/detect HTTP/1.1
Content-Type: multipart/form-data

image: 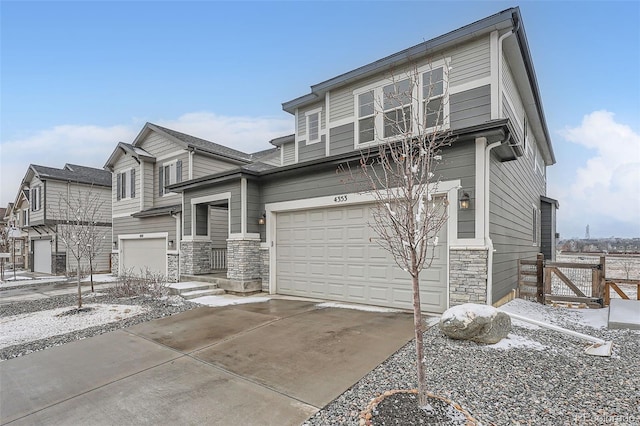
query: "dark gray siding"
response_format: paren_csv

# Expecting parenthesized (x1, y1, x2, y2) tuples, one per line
(502, 94, 524, 143)
(298, 135, 326, 162)
(183, 181, 241, 235)
(247, 180, 262, 235)
(450, 85, 491, 130)
(540, 200, 556, 261)
(282, 142, 295, 165)
(262, 140, 476, 239)
(489, 148, 546, 302)
(329, 123, 354, 156)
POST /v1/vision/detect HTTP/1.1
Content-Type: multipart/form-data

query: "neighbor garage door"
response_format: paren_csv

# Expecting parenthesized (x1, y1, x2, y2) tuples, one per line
(275, 203, 448, 313)
(120, 238, 166, 277)
(33, 239, 52, 274)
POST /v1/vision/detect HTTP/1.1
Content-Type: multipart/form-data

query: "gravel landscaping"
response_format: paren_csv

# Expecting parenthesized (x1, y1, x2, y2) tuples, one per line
(0, 292, 199, 360)
(304, 299, 640, 426)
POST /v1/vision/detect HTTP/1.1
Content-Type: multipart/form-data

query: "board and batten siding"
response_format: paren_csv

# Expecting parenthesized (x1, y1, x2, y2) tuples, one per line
(282, 142, 295, 165)
(489, 146, 546, 302)
(183, 181, 241, 236)
(114, 215, 176, 243)
(450, 85, 491, 130)
(112, 155, 140, 216)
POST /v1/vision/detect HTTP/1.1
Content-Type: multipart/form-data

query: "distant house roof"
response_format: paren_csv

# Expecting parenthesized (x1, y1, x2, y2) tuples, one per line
(0, 208, 6, 222)
(24, 164, 111, 188)
(269, 134, 295, 147)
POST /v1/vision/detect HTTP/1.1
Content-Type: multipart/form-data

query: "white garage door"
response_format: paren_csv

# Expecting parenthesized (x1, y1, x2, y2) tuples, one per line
(121, 238, 166, 277)
(33, 239, 52, 274)
(276, 203, 448, 313)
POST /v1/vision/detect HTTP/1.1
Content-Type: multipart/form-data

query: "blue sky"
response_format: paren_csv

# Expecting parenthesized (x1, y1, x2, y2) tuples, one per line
(1, 1, 639, 239)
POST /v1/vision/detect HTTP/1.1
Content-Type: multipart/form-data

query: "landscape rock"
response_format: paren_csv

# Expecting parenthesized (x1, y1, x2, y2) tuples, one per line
(439, 303, 511, 344)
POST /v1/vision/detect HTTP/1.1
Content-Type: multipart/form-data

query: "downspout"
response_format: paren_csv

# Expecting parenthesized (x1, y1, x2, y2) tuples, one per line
(486, 16, 519, 305)
(484, 140, 502, 305)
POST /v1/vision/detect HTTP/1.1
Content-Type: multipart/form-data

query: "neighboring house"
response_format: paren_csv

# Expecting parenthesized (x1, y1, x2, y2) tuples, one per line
(162, 7, 558, 314)
(103, 122, 280, 282)
(5, 197, 30, 269)
(17, 164, 112, 275)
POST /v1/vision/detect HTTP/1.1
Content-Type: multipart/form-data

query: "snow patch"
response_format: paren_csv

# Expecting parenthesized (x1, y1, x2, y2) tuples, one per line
(486, 333, 547, 351)
(0, 304, 148, 349)
(441, 303, 498, 326)
(316, 302, 400, 313)
(190, 295, 271, 307)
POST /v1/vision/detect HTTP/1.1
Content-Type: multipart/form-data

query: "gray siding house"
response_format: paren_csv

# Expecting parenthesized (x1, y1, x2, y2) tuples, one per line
(136, 8, 557, 313)
(16, 164, 112, 275)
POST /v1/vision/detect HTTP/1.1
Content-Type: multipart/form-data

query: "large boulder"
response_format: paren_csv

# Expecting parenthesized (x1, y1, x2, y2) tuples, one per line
(439, 303, 511, 344)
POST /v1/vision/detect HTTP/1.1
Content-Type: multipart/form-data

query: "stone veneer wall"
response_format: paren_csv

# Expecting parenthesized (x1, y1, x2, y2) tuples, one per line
(180, 241, 214, 275)
(111, 252, 119, 275)
(449, 248, 488, 305)
(227, 237, 261, 281)
(167, 253, 179, 282)
(260, 247, 269, 291)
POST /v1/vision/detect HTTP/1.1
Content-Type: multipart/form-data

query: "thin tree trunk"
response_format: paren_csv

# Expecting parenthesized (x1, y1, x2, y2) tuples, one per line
(77, 258, 82, 309)
(89, 255, 94, 292)
(410, 251, 428, 408)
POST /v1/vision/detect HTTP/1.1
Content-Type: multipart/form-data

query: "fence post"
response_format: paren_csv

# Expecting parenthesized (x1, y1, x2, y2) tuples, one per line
(536, 253, 544, 304)
(594, 255, 606, 302)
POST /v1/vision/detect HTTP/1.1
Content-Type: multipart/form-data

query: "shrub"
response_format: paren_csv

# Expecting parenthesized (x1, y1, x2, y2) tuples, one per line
(107, 268, 169, 300)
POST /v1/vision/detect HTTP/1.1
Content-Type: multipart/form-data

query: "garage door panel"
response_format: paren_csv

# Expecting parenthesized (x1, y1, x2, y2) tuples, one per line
(34, 240, 52, 274)
(121, 239, 166, 276)
(276, 203, 448, 313)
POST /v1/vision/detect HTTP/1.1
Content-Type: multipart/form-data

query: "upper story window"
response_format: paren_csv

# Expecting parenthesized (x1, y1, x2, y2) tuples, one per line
(22, 209, 29, 226)
(159, 159, 182, 196)
(30, 186, 42, 211)
(532, 205, 540, 245)
(354, 60, 449, 146)
(116, 168, 136, 201)
(305, 108, 322, 144)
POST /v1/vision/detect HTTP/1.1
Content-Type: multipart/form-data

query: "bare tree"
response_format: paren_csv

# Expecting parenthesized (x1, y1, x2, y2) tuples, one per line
(54, 186, 108, 308)
(341, 63, 453, 410)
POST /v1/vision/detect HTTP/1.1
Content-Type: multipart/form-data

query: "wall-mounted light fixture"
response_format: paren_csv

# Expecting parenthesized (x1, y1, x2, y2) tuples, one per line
(258, 212, 266, 225)
(168, 240, 174, 249)
(459, 192, 470, 210)
(113, 241, 118, 249)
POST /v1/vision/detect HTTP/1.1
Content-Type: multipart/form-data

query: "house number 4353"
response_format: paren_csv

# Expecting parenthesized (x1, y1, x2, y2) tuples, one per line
(334, 195, 348, 203)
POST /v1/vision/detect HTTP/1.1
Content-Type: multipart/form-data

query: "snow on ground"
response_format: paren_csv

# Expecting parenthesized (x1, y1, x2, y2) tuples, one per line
(0, 273, 117, 288)
(0, 304, 148, 349)
(500, 298, 609, 329)
(486, 333, 547, 351)
(190, 294, 271, 307)
(316, 302, 401, 313)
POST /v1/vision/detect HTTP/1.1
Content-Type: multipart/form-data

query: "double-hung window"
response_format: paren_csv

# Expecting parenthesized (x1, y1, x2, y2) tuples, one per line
(116, 169, 135, 201)
(422, 67, 445, 130)
(305, 108, 322, 144)
(354, 60, 449, 146)
(30, 186, 42, 211)
(159, 160, 182, 196)
(383, 79, 412, 138)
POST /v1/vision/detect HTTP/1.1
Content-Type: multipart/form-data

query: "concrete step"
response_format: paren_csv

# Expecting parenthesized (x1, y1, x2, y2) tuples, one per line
(180, 288, 226, 300)
(167, 281, 220, 296)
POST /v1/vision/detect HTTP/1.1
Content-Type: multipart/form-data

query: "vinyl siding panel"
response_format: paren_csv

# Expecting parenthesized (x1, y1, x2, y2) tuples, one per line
(192, 154, 239, 179)
(247, 180, 261, 235)
(282, 142, 295, 165)
(112, 155, 140, 216)
(329, 123, 355, 156)
(28, 177, 45, 224)
(489, 148, 546, 302)
(138, 132, 183, 159)
(47, 180, 111, 224)
(330, 86, 354, 122)
(450, 85, 491, 130)
(449, 36, 491, 87)
(57, 223, 112, 273)
(299, 135, 326, 162)
(114, 215, 176, 242)
(209, 207, 229, 248)
(501, 56, 525, 137)
(142, 161, 154, 210)
(262, 141, 476, 237)
(183, 181, 241, 235)
(503, 95, 524, 144)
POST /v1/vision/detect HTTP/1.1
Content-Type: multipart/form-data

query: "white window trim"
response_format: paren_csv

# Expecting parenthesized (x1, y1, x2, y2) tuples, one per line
(532, 204, 540, 246)
(30, 186, 41, 212)
(162, 159, 179, 197)
(353, 59, 450, 149)
(186, 192, 231, 242)
(305, 107, 323, 145)
(118, 168, 135, 200)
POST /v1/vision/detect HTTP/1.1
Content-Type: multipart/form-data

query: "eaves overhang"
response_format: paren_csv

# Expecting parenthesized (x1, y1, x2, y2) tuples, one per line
(282, 8, 516, 114)
(131, 204, 182, 218)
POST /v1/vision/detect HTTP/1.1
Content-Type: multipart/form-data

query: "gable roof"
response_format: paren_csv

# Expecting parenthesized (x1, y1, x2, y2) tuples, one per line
(23, 164, 111, 188)
(143, 123, 253, 163)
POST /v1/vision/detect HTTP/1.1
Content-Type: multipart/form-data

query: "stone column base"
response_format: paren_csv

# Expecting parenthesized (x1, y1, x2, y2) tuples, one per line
(227, 236, 262, 282)
(449, 248, 488, 305)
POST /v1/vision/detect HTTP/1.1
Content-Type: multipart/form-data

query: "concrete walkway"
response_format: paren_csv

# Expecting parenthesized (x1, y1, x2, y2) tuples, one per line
(1, 299, 415, 425)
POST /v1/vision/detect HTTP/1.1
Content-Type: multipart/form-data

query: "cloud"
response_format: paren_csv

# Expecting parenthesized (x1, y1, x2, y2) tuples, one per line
(0, 112, 293, 206)
(554, 111, 640, 236)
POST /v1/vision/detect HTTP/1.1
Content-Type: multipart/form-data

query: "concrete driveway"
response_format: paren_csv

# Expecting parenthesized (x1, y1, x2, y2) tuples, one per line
(1, 299, 414, 425)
